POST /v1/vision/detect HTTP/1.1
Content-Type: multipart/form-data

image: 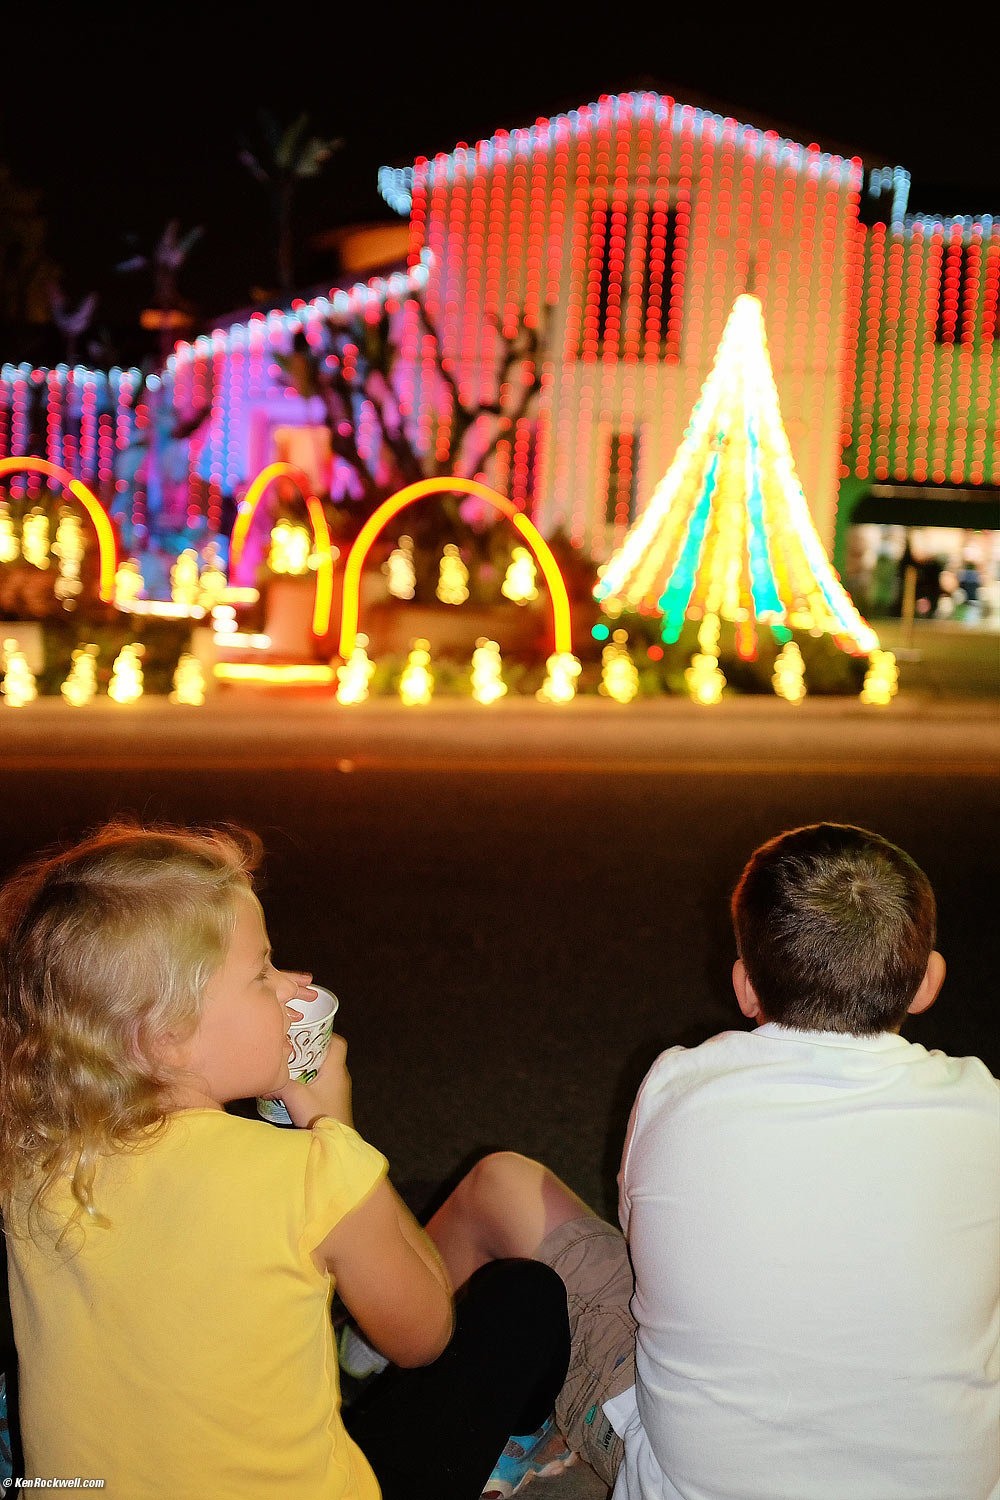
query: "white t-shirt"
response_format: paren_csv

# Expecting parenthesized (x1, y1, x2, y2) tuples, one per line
(609, 1024, 999, 1500)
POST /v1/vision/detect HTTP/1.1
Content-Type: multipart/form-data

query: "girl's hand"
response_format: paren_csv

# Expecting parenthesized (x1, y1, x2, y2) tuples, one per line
(282, 970, 317, 1025)
(280, 1033, 353, 1130)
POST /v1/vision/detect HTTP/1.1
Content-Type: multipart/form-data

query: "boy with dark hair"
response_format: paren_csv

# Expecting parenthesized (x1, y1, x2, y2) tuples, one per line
(425, 823, 998, 1499)
(731, 822, 941, 1035)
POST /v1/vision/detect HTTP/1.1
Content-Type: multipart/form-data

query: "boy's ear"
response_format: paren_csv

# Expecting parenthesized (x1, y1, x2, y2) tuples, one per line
(733, 959, 765, 1022)
(907, 950, 946, 1016)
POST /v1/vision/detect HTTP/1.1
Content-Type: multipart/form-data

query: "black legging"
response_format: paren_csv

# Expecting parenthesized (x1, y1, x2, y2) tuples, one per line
(344, 1258, 571, 1500)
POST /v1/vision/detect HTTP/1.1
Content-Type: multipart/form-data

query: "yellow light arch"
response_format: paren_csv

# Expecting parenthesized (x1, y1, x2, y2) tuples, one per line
(338, 477, 573, 658)
(229, 462, 336, 636)
(0, 456, 118, 601)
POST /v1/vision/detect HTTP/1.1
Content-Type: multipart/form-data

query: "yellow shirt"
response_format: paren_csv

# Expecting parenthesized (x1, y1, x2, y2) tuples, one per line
(6, 1110, 387, 1500)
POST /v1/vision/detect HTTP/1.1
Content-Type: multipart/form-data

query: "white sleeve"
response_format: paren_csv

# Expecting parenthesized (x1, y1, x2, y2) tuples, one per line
(618, 1047, 689, 1236)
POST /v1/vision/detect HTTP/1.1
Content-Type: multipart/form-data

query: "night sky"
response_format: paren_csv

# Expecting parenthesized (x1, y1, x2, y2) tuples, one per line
(3, 7, 997, 339)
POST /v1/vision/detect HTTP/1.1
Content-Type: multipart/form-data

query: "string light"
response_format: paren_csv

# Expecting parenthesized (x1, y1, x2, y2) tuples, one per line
(0, 91, 995, 596)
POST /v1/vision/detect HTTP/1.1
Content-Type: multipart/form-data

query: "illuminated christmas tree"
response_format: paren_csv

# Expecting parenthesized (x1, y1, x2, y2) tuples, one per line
(594, 294, 879, 666)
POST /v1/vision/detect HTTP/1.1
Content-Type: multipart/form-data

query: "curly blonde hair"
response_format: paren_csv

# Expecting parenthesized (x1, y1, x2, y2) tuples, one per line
(0, 820, 261, 1235)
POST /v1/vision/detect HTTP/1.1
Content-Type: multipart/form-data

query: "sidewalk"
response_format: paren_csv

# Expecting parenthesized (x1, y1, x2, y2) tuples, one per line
(869, 618, 998, 700)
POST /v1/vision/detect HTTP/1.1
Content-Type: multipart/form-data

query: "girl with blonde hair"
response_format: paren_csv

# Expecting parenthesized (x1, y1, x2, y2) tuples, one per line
(0, 821, 569, 1499)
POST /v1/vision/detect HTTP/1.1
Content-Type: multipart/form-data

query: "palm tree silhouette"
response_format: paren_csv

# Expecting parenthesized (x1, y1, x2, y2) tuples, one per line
(239, 111, 342, 295)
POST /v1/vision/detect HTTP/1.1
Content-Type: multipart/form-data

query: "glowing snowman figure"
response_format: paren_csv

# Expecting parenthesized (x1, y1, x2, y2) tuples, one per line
(1, 639, 37, 706)
(600, 630, 639, 703)
(537, 651, 581, 704)
(436, 544, 469, 605)
(772, 641, 806, 703)
(470, 637, 507, 704)
(501, 547, 538, 605)
(860, 649, 899, 706)
(61, 644, 99, 706)
(0, 501, 20, 563)
(399, 638, 434, 706)
(114, 559, 145, 612)
(21, 508, 50, 570)
(171, 653, 206, 706)
(685, 652, 726, 706)
(53, 511, 85, 603)
(108, 643, 145, 703)
(385, 535, 416, 600)
(336, 634, 377, 706)
(269, 520, 312, 576)
(198, 561, 229, 610)
(171, 550, 200, 608)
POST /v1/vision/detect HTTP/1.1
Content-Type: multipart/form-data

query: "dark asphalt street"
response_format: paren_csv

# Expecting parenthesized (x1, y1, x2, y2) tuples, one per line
(2, 693, 997, 1218)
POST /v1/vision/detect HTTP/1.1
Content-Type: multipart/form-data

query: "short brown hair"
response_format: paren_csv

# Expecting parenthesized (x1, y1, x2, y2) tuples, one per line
(0, 820, 261, 1233)
(731, 824, 936, 1035)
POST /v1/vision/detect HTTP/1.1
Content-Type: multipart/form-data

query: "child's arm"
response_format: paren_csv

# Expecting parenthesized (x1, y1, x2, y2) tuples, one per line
(284, 1035, 454, 1365)
(315, 1180, 455, 1367)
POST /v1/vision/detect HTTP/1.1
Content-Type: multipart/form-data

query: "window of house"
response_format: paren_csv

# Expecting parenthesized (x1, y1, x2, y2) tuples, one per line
(934, 240, 971, 345)
(932, 239, 996, 345)
(579, 198, 680, 360)
(604, 427, 642, 528)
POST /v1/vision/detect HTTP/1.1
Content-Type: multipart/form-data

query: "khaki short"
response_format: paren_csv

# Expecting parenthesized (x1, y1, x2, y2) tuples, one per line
(535, 1215, 636, 1486)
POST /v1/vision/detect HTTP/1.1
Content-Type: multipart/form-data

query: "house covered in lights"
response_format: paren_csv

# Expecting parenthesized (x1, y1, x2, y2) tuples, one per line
(1, 90, 997, 587)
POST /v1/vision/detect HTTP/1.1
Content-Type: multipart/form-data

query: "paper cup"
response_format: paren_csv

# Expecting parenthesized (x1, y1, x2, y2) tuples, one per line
(257, 984, 339, 1125)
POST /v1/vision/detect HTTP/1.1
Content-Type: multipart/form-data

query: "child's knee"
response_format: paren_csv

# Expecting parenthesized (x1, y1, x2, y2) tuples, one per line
(462, 1151, 542, 1215)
